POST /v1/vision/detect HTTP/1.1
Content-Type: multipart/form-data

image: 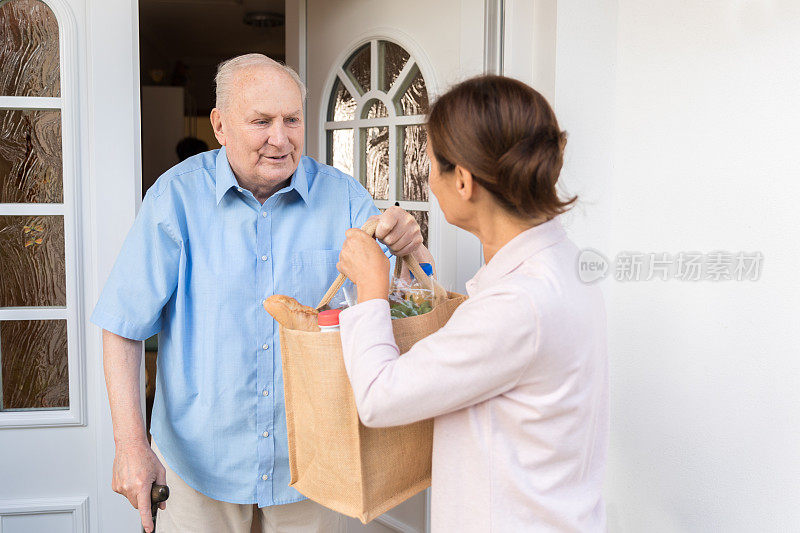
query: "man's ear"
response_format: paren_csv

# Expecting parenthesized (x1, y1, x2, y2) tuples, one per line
(210, 108, 226, 146)
(454, 165, 474, 202)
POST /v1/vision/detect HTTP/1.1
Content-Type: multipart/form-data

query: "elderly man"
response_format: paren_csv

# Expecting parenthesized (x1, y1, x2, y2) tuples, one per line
(92, 54, 430, 532)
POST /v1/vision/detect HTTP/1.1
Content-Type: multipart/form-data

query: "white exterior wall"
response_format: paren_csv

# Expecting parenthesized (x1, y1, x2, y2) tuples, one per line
(534, 1, 800, 531)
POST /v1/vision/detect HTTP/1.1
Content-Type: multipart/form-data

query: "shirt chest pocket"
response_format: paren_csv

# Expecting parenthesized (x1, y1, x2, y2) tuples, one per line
(290, 249, 341, 308)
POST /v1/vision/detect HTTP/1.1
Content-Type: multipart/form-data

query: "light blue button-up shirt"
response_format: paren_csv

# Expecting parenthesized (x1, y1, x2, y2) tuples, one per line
(91, 148, 381, 506)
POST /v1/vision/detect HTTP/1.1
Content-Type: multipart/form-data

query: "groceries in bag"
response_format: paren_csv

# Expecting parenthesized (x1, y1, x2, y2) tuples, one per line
(389, 262, 436, 319)
(317, 309, 343, 332)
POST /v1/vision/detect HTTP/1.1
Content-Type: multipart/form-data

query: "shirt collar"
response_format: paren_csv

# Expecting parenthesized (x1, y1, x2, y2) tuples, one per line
(466, 217, 567, 295)
(215, 147, 239, 205)
(287, 157, 310, 205)
(215, 148, 311, 206)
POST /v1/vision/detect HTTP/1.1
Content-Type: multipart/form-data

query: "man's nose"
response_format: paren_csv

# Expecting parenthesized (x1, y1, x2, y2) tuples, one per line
(266, 122, 290, 148)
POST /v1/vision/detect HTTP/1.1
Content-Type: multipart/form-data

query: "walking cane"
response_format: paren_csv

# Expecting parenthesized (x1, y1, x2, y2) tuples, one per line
(147, 483, 169, 532)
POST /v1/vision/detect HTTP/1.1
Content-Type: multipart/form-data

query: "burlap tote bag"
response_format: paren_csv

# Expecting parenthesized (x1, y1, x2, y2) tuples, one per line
(278, 220, 465, 523)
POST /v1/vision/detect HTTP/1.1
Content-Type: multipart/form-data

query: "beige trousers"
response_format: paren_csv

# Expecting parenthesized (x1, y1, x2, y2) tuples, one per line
(152, 442, 341, 533)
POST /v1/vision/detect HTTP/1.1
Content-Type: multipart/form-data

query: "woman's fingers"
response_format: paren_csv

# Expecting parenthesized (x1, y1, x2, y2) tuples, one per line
(339, 230, 371, 279)
(340, 229, 390, 288)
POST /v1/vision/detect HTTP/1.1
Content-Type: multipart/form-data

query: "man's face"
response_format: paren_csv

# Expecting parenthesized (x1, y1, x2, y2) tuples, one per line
(212, 66, 304, 187)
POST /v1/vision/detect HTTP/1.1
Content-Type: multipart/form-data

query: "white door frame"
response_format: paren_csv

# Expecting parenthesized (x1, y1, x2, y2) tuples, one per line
(85, 0, 147, 530)
(501, 0, 557, 103)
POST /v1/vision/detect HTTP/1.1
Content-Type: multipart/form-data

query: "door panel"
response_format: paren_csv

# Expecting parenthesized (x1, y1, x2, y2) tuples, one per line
(299, 1, 488, 531)
(0, 0, 143, 530)
(302, 0, 485, 298)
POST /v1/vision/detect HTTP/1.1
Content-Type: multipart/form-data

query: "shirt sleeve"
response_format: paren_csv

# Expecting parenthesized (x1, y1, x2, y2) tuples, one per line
(90, 188, 182, 340)
(338, 286, 538, 427)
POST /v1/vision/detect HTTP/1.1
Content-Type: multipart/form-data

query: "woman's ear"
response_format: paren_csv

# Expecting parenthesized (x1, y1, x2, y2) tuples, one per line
(210, 108, 226, 146)
(454, 165, 474, 202)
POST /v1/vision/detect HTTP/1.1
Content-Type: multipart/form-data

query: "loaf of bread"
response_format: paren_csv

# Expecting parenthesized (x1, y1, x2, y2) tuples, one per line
(264, 295, 321, 332)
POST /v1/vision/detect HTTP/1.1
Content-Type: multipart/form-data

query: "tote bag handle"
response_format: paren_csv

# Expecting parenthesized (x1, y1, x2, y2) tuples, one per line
(316, 219, 447, 310)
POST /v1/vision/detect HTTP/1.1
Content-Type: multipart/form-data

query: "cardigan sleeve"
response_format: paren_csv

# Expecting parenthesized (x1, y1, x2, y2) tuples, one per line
(338, 286, 538, 427)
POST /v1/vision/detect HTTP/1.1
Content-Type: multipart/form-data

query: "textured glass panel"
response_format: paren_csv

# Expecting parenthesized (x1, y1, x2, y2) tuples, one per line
(361, 127, 389, 200)
(380, 41, 409, 92)
(362, 99, 388, 119)
(327, 129, 353, 176)
(1, 319, 68, 410)
(345, 44, 370, 95)
(409, 210, 429, 248)
(0, 109, 63, 203)
(400, 125, 430, 202)
(0, 0, 60, 97)
(0, 215, 66, 307)
(396, 66, 429, 116)
(327, 77, 356, 122)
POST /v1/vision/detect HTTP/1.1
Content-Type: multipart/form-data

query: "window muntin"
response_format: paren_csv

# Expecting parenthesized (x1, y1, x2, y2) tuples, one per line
(325, 39, 431, 246)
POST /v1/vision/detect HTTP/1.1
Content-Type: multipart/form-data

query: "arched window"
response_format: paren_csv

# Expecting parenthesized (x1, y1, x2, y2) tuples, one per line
(0, 0, 82, 426)
(324, 39, 431, 245)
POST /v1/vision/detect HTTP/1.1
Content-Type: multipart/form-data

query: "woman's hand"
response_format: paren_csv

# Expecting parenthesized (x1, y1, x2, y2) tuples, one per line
(338, 229, 390, 303)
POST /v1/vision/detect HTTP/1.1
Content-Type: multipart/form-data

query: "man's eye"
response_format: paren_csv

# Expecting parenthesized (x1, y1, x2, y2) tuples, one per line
(286, 117, 298, 124)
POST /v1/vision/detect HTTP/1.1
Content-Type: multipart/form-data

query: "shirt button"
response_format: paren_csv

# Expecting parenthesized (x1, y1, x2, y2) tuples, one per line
(262, 211, 268, 218)
(262, 431, 269, 438)
(237, 187, 243, 192)
(261, 255, 268, 261)
(262, 474, 269, 481)
(262, 344, 269, 350)
(262, 389, 269, 396)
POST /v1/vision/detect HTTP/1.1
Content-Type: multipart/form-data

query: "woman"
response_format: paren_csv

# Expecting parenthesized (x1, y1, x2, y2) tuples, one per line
(336, 75, 608, 532)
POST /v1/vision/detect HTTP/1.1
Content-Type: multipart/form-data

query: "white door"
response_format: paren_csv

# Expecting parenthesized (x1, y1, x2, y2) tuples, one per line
(0, 0, 143, 531)
(290, 1, 494, 531)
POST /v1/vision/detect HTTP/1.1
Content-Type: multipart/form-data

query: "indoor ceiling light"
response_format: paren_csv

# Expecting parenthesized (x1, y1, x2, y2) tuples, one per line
(242, 11, 284, 28)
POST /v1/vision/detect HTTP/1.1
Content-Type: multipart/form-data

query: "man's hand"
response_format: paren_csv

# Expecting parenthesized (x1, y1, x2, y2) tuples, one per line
(111, 441, 167, 533)
(372, 206, 423, 257)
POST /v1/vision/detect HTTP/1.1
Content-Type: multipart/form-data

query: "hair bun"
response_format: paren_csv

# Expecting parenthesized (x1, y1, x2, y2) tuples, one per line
(501, 127, 564, 164)
(494, 127, 568, 217)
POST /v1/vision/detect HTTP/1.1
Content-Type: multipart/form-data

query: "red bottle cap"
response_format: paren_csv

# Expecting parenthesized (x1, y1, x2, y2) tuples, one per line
(318, 309, 343, 326)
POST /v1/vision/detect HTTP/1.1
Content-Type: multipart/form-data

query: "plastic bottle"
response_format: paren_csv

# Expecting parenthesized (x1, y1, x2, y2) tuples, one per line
(416, 262, 448, 298)
(318, 309, 342, 332)
(326, 279, 357, 310)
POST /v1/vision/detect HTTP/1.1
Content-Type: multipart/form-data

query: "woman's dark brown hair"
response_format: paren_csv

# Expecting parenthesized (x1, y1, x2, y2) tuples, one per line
(427, 75, 575, 220)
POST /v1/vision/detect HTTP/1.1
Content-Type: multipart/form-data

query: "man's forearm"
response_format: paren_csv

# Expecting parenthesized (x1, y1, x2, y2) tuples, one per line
(103, 330, 148, 447)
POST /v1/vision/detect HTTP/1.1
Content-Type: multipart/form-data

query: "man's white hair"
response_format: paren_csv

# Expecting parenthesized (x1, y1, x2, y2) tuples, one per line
(214, 53, 307, 109)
